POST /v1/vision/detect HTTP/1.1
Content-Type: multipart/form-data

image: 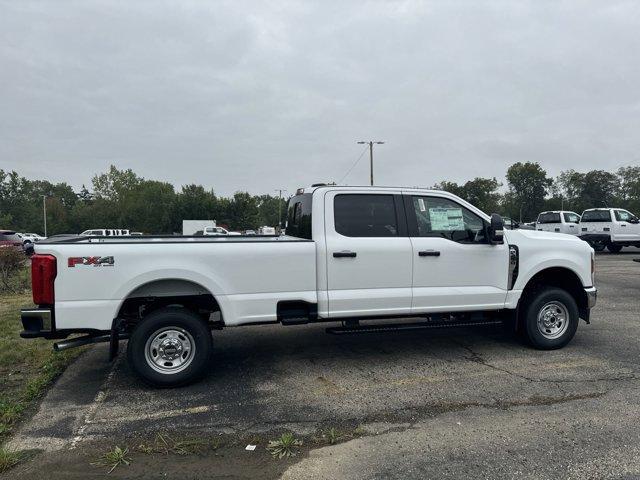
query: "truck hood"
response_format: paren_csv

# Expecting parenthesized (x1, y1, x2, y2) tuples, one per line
(505, 228, 584, 244)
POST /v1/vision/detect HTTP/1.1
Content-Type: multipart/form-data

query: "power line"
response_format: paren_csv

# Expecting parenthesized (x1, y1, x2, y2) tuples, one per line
(339, 145, 369, 184)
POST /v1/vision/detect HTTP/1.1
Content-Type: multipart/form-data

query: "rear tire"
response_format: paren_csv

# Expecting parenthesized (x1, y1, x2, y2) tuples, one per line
(521, 287, 579, 350)
(127, 306, 213, 387)
(606, 243, 623, 254)
(591, 243, 605, 252)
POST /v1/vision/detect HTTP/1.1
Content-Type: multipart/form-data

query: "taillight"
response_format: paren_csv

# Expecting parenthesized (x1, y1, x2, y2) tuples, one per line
(32, 254, 56, 305)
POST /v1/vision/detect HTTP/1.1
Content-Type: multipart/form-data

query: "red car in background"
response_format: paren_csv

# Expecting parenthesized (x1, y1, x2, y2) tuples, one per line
(0, 230, 23, 249)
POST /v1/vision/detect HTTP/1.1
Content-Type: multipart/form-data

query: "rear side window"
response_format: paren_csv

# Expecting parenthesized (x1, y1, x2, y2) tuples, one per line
(537, 212, 561, 224)
(563, 213, 580, 223)
(581, 210, 611, 222)
(334, 194, 398, 237)
(286, 193, 313, 239)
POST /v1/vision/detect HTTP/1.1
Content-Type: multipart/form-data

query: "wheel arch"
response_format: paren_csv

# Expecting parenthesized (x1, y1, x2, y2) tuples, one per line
(519, 266, 588, 321)
(115, 276, 227, 329)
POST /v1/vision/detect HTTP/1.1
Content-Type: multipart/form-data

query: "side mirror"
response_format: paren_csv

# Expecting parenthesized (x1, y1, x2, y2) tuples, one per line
(630, 218, 639, 224)
(488, 213, 504, 245)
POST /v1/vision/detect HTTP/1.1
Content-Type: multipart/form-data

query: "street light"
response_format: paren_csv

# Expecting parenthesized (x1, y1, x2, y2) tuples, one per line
(357, 141, 385, 186)
(42, 195, 47, 237)
(275, 189, 287, 231)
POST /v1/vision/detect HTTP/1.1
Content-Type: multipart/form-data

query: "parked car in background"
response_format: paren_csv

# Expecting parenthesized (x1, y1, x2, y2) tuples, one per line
(80, 229, 131, 236)
(244, 229, 257, 235)
(20, 233, 46, 244)
(0, 230, 24, 249)
(502, 217, 534, 231)
(579, 208, 640, 253)
(202, 226, 241, 236)
(536, 211, 581, 235)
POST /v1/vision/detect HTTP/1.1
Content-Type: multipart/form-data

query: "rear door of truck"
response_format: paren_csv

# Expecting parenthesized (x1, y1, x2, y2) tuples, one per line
(323, 190, 412, 318)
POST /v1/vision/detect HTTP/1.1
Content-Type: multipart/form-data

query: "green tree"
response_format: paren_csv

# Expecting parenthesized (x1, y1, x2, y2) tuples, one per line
(505, 162, 552, 221)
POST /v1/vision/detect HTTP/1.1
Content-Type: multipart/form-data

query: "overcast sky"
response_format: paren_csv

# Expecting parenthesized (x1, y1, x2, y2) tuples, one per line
(1, 1, 639, 197)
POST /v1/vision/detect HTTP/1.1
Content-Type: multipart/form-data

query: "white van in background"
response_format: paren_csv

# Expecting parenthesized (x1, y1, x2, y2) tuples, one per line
(579, 208, 640, 253)
(536, 211, 581, 235)
(80, 229, 131, 237)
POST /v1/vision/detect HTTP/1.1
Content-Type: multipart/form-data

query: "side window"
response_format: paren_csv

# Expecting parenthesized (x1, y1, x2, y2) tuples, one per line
(615, 210, 636, 222)
(563, 213, 580, 223)
(412, 196, 487, 243)
(334, 194, 398, 237)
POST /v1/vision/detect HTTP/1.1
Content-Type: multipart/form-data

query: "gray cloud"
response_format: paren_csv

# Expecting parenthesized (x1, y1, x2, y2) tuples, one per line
(1, 0, 639, 196)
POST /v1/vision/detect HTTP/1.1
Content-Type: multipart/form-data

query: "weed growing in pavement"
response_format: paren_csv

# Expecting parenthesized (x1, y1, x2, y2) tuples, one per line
(0, 448, 22, 474)
(267, 433, 303, 459)
(324, 427, 342, 445)
(137, 432, 213, 456)
(92, 446, 131, 474)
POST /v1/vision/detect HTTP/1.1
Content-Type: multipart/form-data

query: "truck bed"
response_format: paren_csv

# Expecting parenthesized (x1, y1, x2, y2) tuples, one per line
(34, 235, 317, 331)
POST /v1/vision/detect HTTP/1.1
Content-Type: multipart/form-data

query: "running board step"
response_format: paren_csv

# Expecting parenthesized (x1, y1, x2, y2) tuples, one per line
(325, 319, 502, 335)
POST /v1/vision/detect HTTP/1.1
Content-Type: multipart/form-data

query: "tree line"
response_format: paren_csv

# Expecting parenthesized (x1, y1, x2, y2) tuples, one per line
(1, 162, 638, 236)
(0, 166, 287, 235)
(434, 163, 640, 222)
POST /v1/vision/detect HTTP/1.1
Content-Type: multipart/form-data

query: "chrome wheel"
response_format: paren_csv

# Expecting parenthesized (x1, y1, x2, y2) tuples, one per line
(144, 327, 196, 374)
(536, 301, 569, 340)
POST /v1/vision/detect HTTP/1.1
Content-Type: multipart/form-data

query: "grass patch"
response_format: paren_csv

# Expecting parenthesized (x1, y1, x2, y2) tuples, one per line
(0, 447, 23, 473)
(267, 433, 303, 459)
(91, 446, 131, 474)
(0, 291, 85, 447)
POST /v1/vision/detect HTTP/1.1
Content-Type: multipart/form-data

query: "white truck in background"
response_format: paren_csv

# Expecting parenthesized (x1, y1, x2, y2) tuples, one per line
(536, 211, 581, 235)
(578, 208, 640, 253)
(182, 220, 216, 236)
(20, 185, 596, 387)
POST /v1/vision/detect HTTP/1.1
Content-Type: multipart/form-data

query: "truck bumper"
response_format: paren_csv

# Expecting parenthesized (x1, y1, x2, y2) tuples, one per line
(585, 286, 597, 309)
(20, 307, 65, 339)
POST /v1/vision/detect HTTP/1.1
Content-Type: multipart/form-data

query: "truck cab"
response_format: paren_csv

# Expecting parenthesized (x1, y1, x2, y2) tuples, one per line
(579, 208, 640, 253)
(536, 211, 581, 235)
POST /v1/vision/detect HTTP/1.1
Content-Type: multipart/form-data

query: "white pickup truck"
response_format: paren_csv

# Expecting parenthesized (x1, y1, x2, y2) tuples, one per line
(536, 211, 581, 235)
(579, 208, 640, 253)
(21, 185, 597, 387)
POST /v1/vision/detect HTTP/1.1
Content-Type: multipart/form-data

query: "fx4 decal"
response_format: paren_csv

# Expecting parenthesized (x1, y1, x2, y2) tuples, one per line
(68, 256, 115, 268)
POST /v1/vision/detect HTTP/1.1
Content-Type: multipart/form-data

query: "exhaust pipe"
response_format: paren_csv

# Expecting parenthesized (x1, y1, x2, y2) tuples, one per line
(53, 334, 111, 351)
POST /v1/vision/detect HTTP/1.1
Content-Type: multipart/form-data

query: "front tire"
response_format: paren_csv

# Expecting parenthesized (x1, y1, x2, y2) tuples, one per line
(127, 306, 213, 387)
(522, 287, 579, 350)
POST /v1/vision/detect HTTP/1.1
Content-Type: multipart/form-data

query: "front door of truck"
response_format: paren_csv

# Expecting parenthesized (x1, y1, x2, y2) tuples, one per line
(614, 209, 640, 242)
(405, 194, 509, 312)
(324, 191, 413, 318)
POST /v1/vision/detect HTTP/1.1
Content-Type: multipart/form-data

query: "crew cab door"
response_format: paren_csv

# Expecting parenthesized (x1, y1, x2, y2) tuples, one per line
(404, 194, 509, 312)
(324, 191, 412, 317)
(613, 209, 640, 242)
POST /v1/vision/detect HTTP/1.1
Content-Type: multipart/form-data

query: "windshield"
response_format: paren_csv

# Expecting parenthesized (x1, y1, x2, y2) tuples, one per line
(581, 210, 612, 222)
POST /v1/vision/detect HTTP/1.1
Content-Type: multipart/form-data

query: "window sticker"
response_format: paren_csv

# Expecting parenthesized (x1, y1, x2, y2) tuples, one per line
(418, 198, 426, 212)
(429, 207, 464, 231)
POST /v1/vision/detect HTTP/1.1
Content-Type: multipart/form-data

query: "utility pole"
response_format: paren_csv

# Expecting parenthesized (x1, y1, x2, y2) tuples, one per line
(42, 195, 47, 237)
(275, 189, 287, 230)
(357, 141, 385, 185)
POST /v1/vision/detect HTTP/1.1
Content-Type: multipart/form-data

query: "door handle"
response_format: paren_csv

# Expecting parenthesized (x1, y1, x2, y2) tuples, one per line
(418, 250, 441, 257)
(333, 251, 357, 258)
